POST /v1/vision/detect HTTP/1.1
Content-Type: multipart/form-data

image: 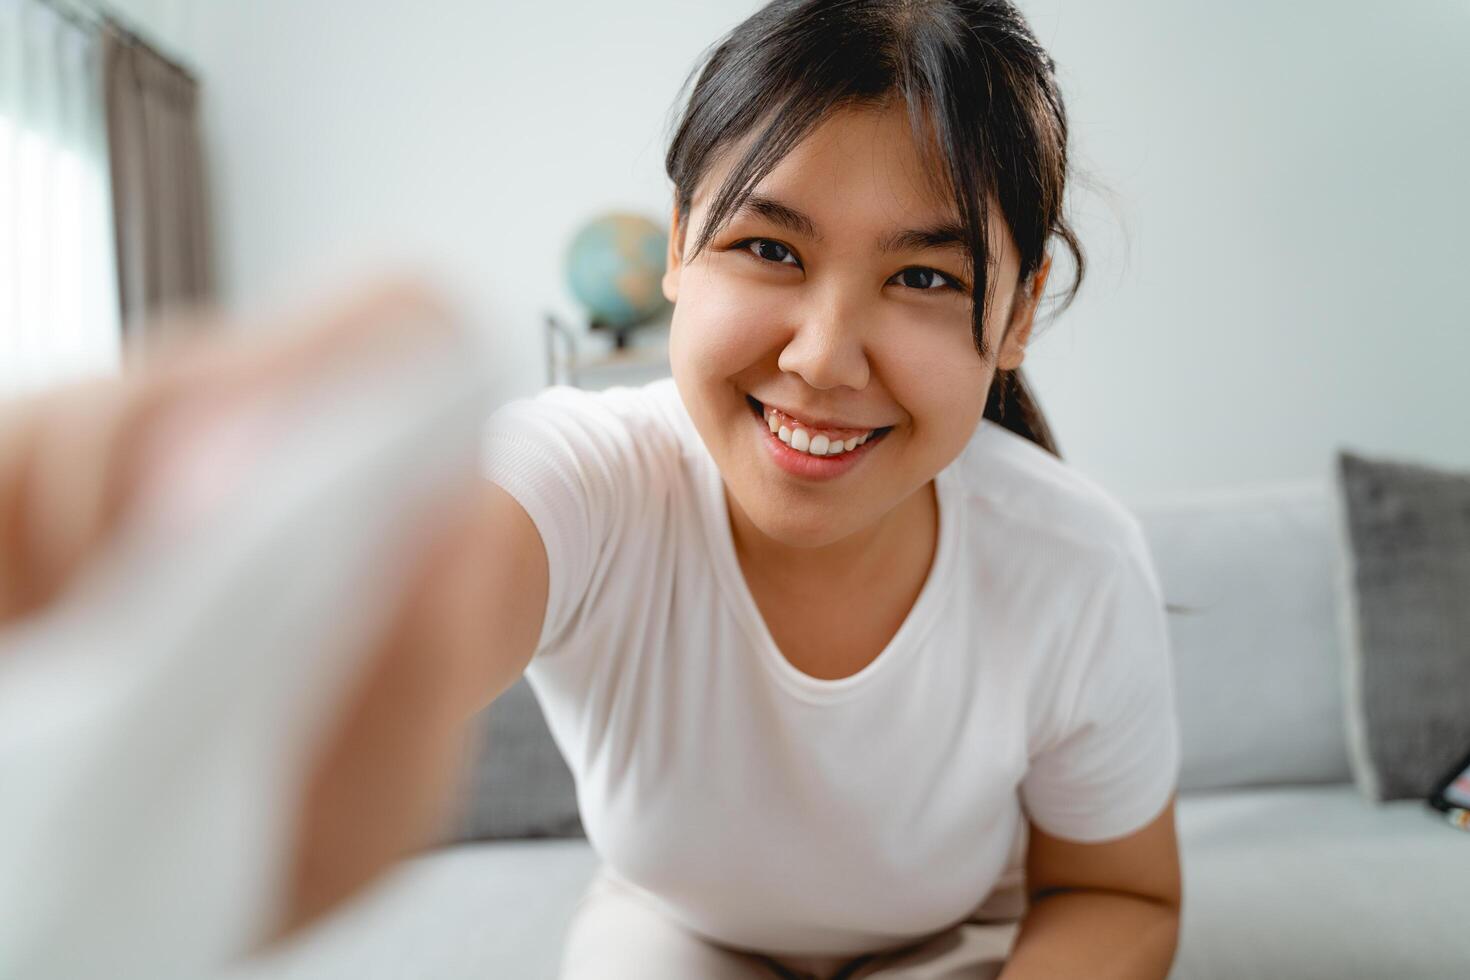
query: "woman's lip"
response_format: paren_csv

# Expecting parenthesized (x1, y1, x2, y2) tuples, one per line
(747, 396, 888, 480)
(746, 394, 883, 434)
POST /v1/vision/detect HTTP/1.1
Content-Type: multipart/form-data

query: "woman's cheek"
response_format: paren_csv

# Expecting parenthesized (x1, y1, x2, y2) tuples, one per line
(676, 276, 788, 381)
(874, 322, 991, 450)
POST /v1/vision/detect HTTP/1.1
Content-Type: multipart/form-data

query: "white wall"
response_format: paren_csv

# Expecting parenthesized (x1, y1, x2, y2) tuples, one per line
(1018, 0, 1470, 499)
(167, 0, 1467, 500)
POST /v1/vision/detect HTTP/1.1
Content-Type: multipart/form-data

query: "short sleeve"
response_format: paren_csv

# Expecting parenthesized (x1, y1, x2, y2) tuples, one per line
(1019, 546, 1183, 843)
(480, 385, 655, 653)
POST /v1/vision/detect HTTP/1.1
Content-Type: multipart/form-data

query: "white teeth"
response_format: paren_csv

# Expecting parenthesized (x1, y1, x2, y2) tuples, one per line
(762, 405, 878, 458)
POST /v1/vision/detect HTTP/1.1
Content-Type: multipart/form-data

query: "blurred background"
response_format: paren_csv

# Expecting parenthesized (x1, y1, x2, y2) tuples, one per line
(3, 3, 1469, 979)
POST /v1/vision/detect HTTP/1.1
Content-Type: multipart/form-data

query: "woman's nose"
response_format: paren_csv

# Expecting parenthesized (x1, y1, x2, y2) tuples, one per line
(775, 309, 870, 391)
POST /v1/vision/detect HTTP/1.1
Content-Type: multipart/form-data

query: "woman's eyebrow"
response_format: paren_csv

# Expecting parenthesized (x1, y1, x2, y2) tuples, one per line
(734, 193, 971, 259)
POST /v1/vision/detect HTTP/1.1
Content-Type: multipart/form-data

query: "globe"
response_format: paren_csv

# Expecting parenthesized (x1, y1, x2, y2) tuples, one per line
(564, 212, 670, 341)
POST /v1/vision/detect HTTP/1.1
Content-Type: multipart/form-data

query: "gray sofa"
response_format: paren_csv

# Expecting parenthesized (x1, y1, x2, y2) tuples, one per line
(236, 478, 1468, 979)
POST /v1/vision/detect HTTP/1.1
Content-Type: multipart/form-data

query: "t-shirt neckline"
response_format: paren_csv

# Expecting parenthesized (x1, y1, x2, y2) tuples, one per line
(695, 449, 963, 704)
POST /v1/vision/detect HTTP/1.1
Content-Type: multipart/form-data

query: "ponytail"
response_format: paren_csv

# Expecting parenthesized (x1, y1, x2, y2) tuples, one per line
(983, 366, 1060, 458)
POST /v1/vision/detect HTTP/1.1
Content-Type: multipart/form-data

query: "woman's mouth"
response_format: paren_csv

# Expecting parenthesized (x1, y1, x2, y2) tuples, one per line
(743, 394, 893, 479)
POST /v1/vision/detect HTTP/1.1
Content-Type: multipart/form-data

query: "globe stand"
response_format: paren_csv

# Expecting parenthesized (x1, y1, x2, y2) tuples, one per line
(544, 312, 671, 390)
(588, 319, 636, 351)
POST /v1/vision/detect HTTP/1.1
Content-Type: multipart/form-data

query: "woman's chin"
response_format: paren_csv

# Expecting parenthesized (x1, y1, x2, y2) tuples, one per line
(736, 501, 866, 551)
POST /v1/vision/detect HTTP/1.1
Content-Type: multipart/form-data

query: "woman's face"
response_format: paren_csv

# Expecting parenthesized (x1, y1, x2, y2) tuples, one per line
(664, 102, 1046, 549)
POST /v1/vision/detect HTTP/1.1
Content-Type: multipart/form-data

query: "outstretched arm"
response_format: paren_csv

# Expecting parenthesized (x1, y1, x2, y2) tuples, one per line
(277, 479, 550, 939)
(0, 275, 553, 957)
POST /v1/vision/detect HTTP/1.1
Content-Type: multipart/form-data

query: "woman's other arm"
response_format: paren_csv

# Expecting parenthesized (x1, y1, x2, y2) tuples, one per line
(998, 797, 1182, 979)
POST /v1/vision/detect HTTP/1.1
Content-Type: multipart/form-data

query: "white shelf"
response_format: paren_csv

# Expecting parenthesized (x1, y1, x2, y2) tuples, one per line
(544, 312, 671, 391)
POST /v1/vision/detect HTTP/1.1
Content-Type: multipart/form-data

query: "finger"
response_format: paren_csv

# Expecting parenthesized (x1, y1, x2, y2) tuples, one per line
(0, 273, 461, 626)
(0, 392, 58, 622)
(120, 274, 463, 516)
(13, 376, 154, 620)
(139, 273, 460, 405)
(119, 273, 466, 532)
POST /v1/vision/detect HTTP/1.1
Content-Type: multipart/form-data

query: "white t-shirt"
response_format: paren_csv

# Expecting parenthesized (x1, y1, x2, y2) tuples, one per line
(482, 376, 1181, 957)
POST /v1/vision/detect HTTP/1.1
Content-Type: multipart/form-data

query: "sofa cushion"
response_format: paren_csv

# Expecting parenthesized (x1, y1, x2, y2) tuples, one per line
(1170, 785, 1468, 980)
(1333, 449, 1470, 802)
(1132, 482, 1352, 792)
(229, 790, 1465, 980)
(447, 677, 584, 841)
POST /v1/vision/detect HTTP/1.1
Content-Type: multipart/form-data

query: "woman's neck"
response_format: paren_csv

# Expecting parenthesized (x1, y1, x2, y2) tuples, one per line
(725, 479, 939, 597)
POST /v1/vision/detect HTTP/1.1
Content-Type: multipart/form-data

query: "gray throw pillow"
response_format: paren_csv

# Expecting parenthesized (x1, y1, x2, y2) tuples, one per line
(446, 676, 584, 841)
(1333, 449, 1470, 802)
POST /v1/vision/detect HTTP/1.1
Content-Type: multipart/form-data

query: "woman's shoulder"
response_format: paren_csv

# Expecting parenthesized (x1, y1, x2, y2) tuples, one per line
(482, 377, 703, 533)
(485, 376, 689, 459)
(948, 420, 1151, 575)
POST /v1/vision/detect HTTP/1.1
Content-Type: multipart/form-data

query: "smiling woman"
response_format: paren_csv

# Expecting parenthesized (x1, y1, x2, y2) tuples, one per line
(476, 2, 1183, 979)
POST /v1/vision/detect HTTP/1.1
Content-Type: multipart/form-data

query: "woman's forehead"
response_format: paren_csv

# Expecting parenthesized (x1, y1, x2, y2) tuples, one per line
(693, 102, 959, 220)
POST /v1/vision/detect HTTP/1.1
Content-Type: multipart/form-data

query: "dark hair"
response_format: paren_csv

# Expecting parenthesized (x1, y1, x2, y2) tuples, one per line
(664, 0, 1085, 458)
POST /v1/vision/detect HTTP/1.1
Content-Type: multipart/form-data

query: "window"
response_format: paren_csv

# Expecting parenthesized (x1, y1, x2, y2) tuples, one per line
(0, 1, 122, 399)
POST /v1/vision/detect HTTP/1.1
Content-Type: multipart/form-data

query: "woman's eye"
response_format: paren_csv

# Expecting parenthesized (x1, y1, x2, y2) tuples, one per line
(734, 238, 800, 267)
(891, 267, 964, 293)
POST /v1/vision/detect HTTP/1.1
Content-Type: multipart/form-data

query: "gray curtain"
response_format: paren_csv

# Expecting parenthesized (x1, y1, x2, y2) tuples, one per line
(102, 23, 213, 359)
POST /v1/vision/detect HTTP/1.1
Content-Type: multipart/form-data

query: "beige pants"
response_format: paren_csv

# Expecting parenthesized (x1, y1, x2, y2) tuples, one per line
(558, 865, 1027, 979)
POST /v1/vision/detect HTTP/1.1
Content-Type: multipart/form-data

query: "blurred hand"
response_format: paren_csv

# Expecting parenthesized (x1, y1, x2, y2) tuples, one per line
(0, 275, 500, 947)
